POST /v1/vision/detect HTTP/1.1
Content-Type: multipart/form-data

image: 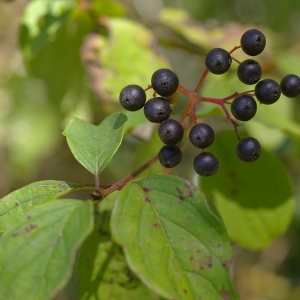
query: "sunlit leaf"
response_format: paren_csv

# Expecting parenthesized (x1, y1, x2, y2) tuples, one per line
(20, 0, 75, 58)
(158, 8, 255, 52)
(0, 180, 80, 233)
(90, 0, 125, 17)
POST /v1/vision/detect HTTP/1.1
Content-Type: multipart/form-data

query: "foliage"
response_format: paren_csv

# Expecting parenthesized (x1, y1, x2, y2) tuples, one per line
(1, 0, 300, 299)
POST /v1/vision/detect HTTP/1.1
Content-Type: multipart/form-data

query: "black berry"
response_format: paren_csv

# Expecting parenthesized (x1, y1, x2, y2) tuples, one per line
(193, 152, 219, 176)
(158, 119, 184, 145)
(231, 95, 257, 121)
(255, 79, 281, 104)
(280, 74, 300, 98)
(237, 59, 262, 85)
(144, 97, 172, 123)
(205, 48, 232, 75)
(158, 145, 182, 168)
(236, 137, 261, 162)
(189, 123, 215, 149)
(151, 68, 179, 97)
(240, 29, 266, 56)
(119, 84, 146, 111)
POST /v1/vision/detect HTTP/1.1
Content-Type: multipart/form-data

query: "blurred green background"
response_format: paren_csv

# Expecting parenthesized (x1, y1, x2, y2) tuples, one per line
(1, 0, 300, 299)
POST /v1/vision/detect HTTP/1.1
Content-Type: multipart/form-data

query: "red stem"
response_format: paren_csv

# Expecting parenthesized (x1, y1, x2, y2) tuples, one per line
(229, 45, 241, 54)
(100, 155, 159, 198)
(178, 85, 192, 97)
(193, 68, 209, 94)
(231, 57, 241, 64)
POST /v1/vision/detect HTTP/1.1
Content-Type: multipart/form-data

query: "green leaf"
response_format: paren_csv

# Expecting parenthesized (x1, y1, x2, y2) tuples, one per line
(0, 180, 80, 233)
(90, 0, 125, 17)
(77, 192, 161, 300)
(111, 175, 237, 300)
(0, 199, 94, 300)
(20, 0, 75, 58)
(201, 130, 295, 250)
(90, 18, 169, 101)
(158, 8, 250, 51)
(62, 112, 127, 175)
(248, 94, 300, 140)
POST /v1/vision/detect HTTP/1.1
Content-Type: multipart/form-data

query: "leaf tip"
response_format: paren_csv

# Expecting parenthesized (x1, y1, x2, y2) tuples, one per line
(113, 112, 128, 129)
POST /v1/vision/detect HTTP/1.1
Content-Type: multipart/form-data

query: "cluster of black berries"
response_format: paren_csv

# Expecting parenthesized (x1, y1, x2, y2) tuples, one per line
(119, 69, 220, 176)
(119, 28, 300, 177)
(207, 29, 300, 104)
(204, 29, 300, 162)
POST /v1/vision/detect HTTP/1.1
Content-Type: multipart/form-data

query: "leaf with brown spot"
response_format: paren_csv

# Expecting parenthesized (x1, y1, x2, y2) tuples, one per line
(111, 174, 238, 299)
(0, 199, 93, 300)
(0, 180, 81, 232)
(76, 193, 160, 300)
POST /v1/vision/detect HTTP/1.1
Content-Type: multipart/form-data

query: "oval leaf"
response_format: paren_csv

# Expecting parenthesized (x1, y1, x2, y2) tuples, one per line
(111, 175, 237, 300)
(201, 130, 295, 250)
(62, 112, 127, 175)
(0, 199, 94, 300)
(0, 180, 80, 233)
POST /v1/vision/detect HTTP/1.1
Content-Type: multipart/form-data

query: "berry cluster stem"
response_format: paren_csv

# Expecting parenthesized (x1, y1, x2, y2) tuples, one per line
(229, 45, 241, 54)
(90, 155, 159, 202)
(193, 68, 209, 94)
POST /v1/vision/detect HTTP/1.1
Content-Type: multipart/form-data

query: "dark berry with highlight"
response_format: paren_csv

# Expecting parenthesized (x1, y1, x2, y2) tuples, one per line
(119, 84, 146, 111)
(151, 68, 179, 97)
(144, 97, 172, 123)
(240, 29, 266, 56)
(280, 74, 300, 98)
(231, 95, 257, 121)
(189, 123, 215, 149)
(193, 152, 219, 176)
(237, 59, 262, 85)
(158, 145, 183, 168)
(158, 119, 184, 145)
(205, 48, 232, 75)
(236, 137, 261, 162)
(255, 79, 281, 105)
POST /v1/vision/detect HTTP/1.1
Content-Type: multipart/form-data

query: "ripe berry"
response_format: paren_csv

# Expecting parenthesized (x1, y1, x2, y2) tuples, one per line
(205, 48, 232, 75)
(144, 97, 172, 123)
(240, 29, 266, 56)
(158, 119, 184, 145)
(119, 84, 146, 111)
(280, 74, 300, 98)
(193, 152, 219, 177)
(151, 68, 179, 97)
(237, 59, 262, 85)
(236, 137, 261, 162)
(231, 95, 257, 121)
(189, 123, 215, 149)
(255, 79, 281, 104)
(158, 145, 182, 168)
